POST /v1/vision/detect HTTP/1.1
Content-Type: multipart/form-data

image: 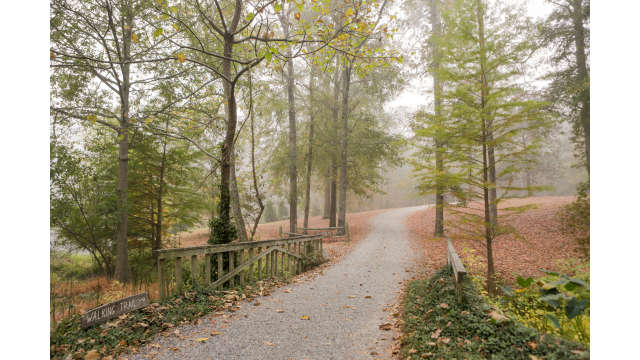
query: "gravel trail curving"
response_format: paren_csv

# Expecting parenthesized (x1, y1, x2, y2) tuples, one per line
(131, 206, 425, 360)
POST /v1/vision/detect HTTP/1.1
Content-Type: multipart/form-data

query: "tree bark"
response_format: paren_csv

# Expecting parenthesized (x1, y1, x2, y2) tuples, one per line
(477, 0, 496, 296)
(329, 59, 341, 228)
(282, 14, 298, 234)
(114, 6, 133, 283)
(323, 169, 330, 219)
(430, 0, 445, 237)
(303, 72, 315, 232)
(337, 61, 352, 234)
(231, 150, 248, 242)
(572, 0, 589, 175)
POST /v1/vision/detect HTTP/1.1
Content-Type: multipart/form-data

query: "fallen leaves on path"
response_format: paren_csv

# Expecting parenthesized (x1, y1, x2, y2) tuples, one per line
(300, 315, 310, 320)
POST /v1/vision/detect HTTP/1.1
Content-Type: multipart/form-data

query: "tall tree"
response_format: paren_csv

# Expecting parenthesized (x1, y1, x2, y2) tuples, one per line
(542, 0, 590, 175)
(50, 0, 176, 282)
(428, 0, 445, 237)
(413, 0, 551, 295)
(303, 70, 316, 231)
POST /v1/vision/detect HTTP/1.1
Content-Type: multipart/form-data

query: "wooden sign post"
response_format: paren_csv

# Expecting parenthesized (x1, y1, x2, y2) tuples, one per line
(81, 293, 149, 328)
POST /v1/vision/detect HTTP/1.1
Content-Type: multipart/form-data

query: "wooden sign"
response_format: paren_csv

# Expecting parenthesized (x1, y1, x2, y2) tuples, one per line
(81, 293, 149, 328)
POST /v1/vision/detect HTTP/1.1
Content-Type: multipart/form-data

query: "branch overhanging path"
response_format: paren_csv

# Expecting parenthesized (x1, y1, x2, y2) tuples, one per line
(131, 206, 426, 359)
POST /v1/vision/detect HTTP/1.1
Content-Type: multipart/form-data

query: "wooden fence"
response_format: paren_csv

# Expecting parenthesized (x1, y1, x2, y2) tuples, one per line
(155, 234, 323, 300)
(447, 238, 467, 303)
(298, 222, 350, 243)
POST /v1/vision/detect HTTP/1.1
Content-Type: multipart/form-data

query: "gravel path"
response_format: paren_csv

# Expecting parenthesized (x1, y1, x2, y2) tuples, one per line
(132, 206, 425, 360)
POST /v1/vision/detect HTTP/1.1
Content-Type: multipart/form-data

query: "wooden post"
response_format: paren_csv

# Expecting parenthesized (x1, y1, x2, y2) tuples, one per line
(258, 247, 263, 281)
(279, 226, 283, 238)
(229, 251, 235, 287)
(239, 250, 245, 287)
(319, 236, 324, 258)
(175, 257, 183, 295)
(248, 248, 254, 283)
(287, 244, 292, 278)
(158, 258, 165, 301)
(280, 249, 285, 277)
(346, 222, 351, 242)
(266, 248, 271, 279)
(217, 253, 223, 288)
(204, 254, 211, 286)
(191, 255, 198, 287)
(274, 251, 279, 277)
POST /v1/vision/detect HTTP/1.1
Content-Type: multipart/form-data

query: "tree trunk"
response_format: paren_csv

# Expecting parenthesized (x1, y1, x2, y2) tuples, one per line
(303, 72, 315, 232)
(218, 33, 237, 244)
(286, 50, 298, 234)
(572, 0, 589, 175)
(337, 61, 352, 234)
(477, 0, 496, 296)
(114, 8, 133, 283)
(329, 59, 341, 228)
(430, 0, 445, 237)
(154, 121, 168, 265)
(249, 84, 264, 240)
(322, 169, 330, 219)
(231, 150, 248, 242)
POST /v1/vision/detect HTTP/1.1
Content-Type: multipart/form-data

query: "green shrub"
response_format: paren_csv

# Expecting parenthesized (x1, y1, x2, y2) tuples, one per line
(402, 267, 588, 359)
(497, 268, 590, 345)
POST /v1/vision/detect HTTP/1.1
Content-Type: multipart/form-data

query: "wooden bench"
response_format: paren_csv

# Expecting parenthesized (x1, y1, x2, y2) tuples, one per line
(447, 238, 467, 303)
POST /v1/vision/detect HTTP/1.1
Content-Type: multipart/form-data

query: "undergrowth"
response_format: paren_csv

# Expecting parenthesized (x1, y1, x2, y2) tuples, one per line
(401, 267, 589, 359)
(51, 281, 270, 359)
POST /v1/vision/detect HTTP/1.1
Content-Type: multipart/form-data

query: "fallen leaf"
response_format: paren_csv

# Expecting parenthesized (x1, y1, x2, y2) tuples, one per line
(364, 295, 372, 299)
(195, 337, 208, 343)
(84, 350, 100, 360)
(276, 309, 285, 313)
(300, 315, 310, 320)
(440, 303, 449, 309)
(527, 341, 537, 350)
(379, 323, 392, 331)
(210, 331, 222, 336)
(431, 329, 442, 339)
(264, 341, 276, 346)
(408, 348, 418, 354)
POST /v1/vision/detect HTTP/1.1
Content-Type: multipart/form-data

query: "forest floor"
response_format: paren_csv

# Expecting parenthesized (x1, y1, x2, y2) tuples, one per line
(406, 196, 588, 284)
(128, 206, 426, 360)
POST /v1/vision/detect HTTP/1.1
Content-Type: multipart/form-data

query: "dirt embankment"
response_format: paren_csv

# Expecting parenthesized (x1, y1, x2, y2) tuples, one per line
(406, 196, 586, 284)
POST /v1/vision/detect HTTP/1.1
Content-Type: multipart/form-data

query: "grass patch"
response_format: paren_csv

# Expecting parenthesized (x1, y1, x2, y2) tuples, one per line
(401, 267, 589, 359)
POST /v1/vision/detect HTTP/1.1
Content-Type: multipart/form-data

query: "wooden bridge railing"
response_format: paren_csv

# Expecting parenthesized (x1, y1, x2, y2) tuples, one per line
(155, 234, 323, 300)
(447, 238, 467, 304)
(298, 222, 350, 243)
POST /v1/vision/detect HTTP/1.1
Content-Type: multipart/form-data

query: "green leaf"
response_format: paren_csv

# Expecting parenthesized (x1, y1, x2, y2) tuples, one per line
(546, 313, 561, 329)
(565, 297, 588, 319)
(86, 114, 97, 123)
(246, 13, 255, 22)
(516, 276, 533, 288)
(265, 51, 272, 63)
(154, 28, 163, 38)
(274, 3, 282, 13)
(539, 294, 566, 309)
(567, 277, 589, 289)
